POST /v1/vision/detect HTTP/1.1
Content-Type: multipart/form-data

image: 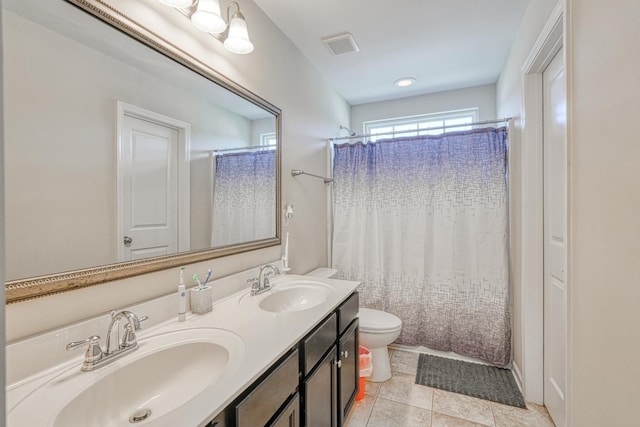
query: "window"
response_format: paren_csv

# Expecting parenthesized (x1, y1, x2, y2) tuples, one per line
(363, 108, 479, 142)
(260, 132, 277, 147)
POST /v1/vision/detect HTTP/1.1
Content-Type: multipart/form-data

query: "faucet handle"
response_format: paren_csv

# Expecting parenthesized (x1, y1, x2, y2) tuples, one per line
(247, 278, 259, 290)
(66, 335, 101, 350)
(123, 315, 148, 330)
(66, 335, 104, 364)
(121, 316, 148, 348)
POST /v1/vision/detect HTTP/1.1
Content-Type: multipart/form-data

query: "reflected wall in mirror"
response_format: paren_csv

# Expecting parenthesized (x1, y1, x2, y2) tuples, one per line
(3, 0, 281, 302)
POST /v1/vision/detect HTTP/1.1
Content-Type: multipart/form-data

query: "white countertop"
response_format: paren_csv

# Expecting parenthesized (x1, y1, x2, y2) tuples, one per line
(6, 274, 360, 426)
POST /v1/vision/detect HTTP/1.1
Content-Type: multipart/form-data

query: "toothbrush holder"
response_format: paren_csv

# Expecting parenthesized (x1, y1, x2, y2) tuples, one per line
(190, 286, 213, 315)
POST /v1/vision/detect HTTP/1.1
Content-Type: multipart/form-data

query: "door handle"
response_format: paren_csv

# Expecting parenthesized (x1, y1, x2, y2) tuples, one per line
(124, 236, 133, 245)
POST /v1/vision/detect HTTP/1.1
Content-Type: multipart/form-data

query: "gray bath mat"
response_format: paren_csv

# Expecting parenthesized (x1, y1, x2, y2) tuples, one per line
(415, 353, 526, 408)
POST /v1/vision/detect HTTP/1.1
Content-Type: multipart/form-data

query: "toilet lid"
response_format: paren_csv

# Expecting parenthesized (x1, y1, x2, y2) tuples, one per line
(359, 308, 402, 333)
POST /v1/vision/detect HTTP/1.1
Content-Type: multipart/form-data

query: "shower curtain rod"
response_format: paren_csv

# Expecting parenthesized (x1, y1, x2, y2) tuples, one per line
(329, 117, 512, 142)
(291, 169, 333, 184)
(211, 144, 276, 153)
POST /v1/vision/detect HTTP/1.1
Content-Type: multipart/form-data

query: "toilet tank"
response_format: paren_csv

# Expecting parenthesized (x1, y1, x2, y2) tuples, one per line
(305, 267, 338, 279)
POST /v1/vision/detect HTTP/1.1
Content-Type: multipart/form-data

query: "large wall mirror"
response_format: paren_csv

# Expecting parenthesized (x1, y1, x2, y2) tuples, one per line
(4, 0, 281, 303)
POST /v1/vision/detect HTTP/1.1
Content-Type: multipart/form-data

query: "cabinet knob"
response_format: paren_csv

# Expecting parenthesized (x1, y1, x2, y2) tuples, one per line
(335, 359, 342, 368)
(341, 350, 349, 359)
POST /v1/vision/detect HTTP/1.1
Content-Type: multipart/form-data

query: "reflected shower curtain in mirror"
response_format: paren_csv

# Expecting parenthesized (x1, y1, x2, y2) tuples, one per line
(211, 149, 275, 247)
(331, 127, 510, 366)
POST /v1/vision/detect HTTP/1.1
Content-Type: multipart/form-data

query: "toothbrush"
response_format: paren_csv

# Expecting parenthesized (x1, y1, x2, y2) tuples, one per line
(178, 267, 186, 322)
(193, 273, 202, 290)
(202, 269, 212, 287)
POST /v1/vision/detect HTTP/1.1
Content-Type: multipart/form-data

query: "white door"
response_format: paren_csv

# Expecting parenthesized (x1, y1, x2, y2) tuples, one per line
(543, 47, 567, 427)
(119, 114, 179, 261)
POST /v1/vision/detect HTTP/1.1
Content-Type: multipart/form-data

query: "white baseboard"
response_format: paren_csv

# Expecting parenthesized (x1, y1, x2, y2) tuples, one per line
(512, 360, 524, 394)
(389, 343, 491, 366)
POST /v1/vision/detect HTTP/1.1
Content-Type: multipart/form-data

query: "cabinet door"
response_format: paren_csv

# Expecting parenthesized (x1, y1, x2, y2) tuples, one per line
(338, 320, 359, 425)
(206, 409, 227, 427)
(270, 393, 299, 427)
(304, 345, 338, 427)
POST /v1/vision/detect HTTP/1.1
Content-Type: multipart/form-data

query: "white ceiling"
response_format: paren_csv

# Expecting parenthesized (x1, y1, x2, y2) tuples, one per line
(253, 0, 530, 105)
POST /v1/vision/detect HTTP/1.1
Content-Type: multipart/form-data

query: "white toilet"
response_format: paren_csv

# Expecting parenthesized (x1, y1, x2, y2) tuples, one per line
(306, 267, 403, 382)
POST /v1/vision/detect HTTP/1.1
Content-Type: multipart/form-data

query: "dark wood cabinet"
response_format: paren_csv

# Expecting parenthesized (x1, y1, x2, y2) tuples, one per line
(301, 292, 359, 427)
(236, 349, 299, 427)
(271, 393, 300, 427)
(303, 346, 338, 427)
(206, 409, 228, 427)
(206, 292, 359, 427)
(301, 313, 337, 376)
(338, 319, 359, 425)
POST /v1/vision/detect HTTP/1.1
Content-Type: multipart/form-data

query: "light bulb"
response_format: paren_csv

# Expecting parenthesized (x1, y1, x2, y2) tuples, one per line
(191, 0, 226, 34)
(224, 13, 254, 54)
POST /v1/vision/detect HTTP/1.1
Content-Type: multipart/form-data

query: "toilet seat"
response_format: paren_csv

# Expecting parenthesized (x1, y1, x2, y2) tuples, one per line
(359, 308, 402, 334)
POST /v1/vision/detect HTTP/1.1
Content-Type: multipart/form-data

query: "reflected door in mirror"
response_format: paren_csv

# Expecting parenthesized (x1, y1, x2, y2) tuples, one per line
(118, 110, 187, 261)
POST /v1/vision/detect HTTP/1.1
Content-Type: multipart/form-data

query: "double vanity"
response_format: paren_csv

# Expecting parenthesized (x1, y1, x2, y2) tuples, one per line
(4, 2, 357, 424)
(6, 271, 361, 426)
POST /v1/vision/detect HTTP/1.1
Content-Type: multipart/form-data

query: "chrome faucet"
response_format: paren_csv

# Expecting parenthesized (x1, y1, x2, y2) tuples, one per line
(66, 310, 147, 372)
(248, 264, 280, 296)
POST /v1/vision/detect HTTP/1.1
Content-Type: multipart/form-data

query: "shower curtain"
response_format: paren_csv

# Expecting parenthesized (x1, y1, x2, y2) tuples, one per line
(211, 149, 275, 247)
(331, 127, 510, 366)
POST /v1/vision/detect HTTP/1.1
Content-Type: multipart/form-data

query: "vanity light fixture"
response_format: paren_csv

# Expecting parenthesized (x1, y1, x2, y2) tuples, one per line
(190, 0, 226, 33)
(223, 3, 254, 54)
(158, 0, 254, 54)
(394, 77, 416, 87)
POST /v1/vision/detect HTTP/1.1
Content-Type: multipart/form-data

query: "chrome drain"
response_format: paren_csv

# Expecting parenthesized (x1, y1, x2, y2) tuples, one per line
(129, 408, 152, 423)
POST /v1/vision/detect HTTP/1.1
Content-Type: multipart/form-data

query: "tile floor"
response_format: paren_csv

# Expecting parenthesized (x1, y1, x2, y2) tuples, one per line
(344, 349, 556, 427)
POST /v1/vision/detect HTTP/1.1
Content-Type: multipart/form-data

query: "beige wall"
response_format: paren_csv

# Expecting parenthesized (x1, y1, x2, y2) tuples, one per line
(351, 84, 496, 134)
(496, 0, 559, 403)
(5, 0, 349, 341)
(567, 0, 640, 424)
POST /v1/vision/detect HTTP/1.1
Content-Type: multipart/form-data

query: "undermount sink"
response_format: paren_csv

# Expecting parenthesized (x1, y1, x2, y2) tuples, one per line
(241, 279, 334, 313)
(8, 328, 245, 427)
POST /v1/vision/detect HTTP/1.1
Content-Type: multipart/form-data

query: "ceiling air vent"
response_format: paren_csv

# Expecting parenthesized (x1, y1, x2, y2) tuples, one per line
(322, 33, 360, 56)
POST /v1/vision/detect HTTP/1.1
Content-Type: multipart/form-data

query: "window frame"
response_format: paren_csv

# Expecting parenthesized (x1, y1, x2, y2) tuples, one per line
(259, 132, 277, 147)
(363, 108, 480, 141)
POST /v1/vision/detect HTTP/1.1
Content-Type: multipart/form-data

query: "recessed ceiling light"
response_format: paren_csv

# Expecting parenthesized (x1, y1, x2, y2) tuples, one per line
(394, 77, 416, 87)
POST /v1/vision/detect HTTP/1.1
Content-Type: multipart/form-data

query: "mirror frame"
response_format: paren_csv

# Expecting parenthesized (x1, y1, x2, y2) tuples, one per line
(5, 0, 282, 304)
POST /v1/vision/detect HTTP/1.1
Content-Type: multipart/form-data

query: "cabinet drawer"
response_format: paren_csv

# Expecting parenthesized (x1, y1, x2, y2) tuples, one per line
(236, 349, 299, 427)
(301, 313, 337, 375)
(337, 292, 359, 335)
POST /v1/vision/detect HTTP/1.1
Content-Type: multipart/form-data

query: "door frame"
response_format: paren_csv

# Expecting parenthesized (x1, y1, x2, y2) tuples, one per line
(116, 101, 191, 261)
(518, 1, 568, 409)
